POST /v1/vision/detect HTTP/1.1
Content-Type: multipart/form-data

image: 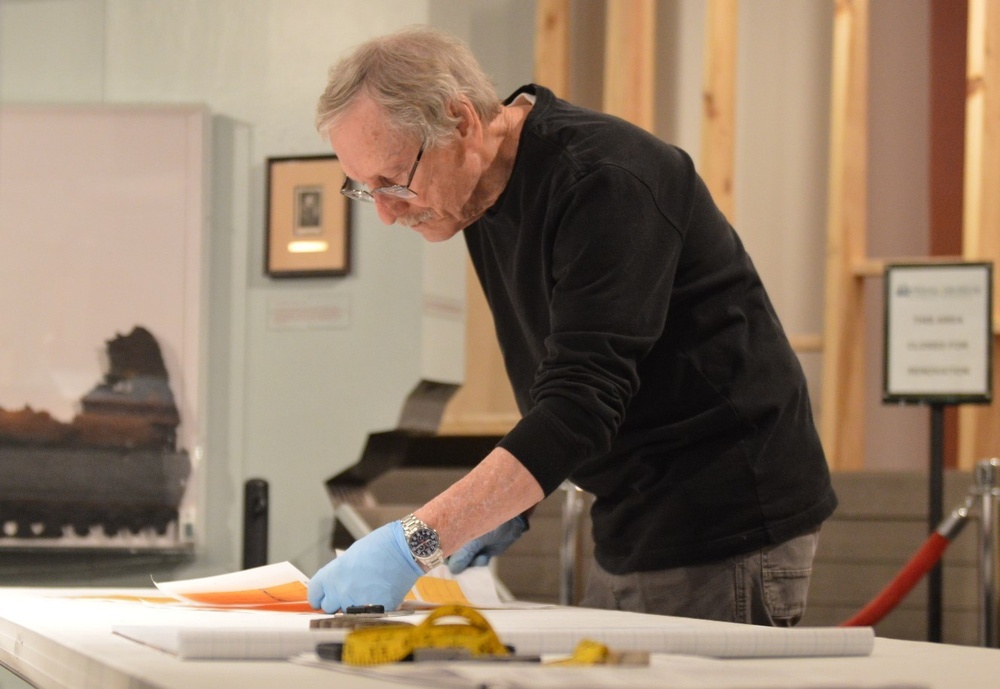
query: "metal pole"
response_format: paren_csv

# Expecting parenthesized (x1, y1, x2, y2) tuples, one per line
(242, 478, 269, 570)
(975, 458, 1000, 648)
(560, 482, 586, 606)
(927, 404, 945, 642)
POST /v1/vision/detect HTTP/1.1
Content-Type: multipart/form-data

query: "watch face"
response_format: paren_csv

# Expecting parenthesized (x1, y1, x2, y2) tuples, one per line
(407, 527, 440, 558)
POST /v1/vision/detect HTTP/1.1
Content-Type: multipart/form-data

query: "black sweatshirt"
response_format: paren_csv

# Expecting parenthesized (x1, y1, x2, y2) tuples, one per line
(464, 85, 837, 574)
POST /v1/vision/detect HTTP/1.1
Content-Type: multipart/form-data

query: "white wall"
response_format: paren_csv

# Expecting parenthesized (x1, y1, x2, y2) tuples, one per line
(101, 1, 446, 575)
(1, 0, 433, 580)
(0, 0, 541, 582)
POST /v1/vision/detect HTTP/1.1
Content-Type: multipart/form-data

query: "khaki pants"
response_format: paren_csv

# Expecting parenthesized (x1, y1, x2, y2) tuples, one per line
(580, 530, 820, 626)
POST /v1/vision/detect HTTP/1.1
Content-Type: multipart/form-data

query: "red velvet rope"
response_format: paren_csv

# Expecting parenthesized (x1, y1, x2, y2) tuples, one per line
(839, 532, 951, 627)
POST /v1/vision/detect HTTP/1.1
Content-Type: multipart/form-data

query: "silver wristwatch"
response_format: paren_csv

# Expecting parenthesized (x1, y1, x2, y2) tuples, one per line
(400, 513, 444, 572)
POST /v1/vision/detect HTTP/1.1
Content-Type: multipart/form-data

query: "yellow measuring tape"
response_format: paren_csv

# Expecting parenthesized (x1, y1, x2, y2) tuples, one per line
(339, 604, 644, 667)
(544, 638, 610, 666)
(342, 604, 509, 666)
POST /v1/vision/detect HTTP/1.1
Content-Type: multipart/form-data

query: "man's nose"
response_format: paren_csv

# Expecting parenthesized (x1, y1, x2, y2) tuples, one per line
(373, 195, 408, 225)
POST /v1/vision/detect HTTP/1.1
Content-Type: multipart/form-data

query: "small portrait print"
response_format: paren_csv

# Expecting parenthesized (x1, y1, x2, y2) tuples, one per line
(266, 155, 350, 277)
(294, 186, 323, 235)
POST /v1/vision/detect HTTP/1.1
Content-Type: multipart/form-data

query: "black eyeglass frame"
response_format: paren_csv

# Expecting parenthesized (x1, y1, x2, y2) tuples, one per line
(340, 143, 425, 202)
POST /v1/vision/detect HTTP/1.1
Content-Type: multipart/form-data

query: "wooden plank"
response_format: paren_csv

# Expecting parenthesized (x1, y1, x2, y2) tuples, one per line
(788, 333, 823, 353)
(958, 0, 1000, 470)
(533, 0, 571, 99)
(820, 0, 870, 471)
(700, 0, 739, 221)
(438, 257, 520, 436)
(929, 0, 967, 260)
(602, 0, 656, 131)
(961, 0, 1000, 261)
(852, 255, 967, 277)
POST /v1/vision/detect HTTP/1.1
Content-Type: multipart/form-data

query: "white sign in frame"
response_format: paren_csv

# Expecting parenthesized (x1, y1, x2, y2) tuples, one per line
(884, 262, 992, 403)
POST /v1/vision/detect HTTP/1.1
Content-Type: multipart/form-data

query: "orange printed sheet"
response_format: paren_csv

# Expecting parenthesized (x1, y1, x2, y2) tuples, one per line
(153, 561, 315, 612)
(404, 574, 471, 607)
(76, 560, 529, 612)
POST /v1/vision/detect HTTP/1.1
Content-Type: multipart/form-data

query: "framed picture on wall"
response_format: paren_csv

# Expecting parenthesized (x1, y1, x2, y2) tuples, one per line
(265, 155, 351, 277)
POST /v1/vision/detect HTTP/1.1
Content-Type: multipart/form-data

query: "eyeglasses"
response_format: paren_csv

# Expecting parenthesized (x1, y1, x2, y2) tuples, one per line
(340, 143, 425, 202)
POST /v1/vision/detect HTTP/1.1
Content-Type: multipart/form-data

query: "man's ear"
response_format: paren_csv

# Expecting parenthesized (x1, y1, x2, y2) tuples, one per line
(451, 97, 479, 140)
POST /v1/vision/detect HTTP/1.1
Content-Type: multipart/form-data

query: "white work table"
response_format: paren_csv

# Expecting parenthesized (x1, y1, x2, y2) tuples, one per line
(0, 587, 998, 689)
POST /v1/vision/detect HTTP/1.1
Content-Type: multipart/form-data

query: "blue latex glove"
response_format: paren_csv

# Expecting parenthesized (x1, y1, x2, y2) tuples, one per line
(447, 514, 529, 574)
(307, 521, 423, 613)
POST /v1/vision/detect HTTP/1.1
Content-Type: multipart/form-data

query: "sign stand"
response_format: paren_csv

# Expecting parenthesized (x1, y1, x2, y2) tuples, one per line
(927, 403, 945, 642)
(884, 262, 993, 642)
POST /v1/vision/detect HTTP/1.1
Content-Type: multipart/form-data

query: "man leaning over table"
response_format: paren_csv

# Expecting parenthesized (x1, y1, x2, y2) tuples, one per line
(306, 25, 837, 626)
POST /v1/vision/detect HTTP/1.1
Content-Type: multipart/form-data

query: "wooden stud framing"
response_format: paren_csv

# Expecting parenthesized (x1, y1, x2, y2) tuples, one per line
(603, 0, 656, 131)
(438, 260, 521, 435)
(534, 0, 572, 99)
(446, 0, 1000, 477)
(958, 0, 1000, 469)
(820, 0, 869, 471)
(700, 0, 739, 221)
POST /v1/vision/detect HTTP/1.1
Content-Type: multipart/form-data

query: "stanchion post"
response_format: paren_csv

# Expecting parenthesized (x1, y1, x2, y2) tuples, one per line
(927, 404, 945, 642)
(243, 478, 269, 570)
(975, 458, 999, 648)
(559, 482, 586, 606)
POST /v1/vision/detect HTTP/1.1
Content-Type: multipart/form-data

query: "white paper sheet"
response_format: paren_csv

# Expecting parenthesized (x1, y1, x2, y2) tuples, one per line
(291, 650, 920, 689)
(113, 604, 874, 661)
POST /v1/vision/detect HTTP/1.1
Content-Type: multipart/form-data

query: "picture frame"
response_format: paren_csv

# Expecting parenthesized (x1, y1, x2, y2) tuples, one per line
(265, 155, 351, 277)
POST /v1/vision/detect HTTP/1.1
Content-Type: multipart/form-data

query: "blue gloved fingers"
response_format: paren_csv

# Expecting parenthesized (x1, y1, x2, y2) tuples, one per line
(447, 515, 529, 575)
(308, 552, 363, 613)
(308, 520, 423, 613)
(447, 541, 480, 575)
(306, 565, 330, 610)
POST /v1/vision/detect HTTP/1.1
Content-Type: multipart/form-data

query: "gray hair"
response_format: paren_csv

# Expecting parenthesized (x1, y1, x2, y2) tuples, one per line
(316, 25, 502, 148)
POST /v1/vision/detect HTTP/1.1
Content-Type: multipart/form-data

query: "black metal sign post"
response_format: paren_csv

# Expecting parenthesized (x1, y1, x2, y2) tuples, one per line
(884, 262, 993, 643)
(927, 403, 945, 642)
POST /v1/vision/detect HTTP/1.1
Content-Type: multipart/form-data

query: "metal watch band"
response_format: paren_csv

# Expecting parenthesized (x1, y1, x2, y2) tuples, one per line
(400, 513, 444, 571)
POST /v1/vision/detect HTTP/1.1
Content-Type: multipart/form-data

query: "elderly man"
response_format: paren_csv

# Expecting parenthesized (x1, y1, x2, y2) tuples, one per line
(307, 26, 836, 626)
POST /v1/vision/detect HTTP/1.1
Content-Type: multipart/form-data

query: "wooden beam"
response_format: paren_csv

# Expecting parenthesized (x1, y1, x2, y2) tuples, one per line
(958, 0, 1000, 470)
(700, 0, 739, 221)
(534, 0, 572, 99)
(929, 0, 968, 473)
(820, 0, 870, 471)
(789, 334, 824, 353)
(602, 0, 656, 131)
(438, 253, 521, 436)
(929, 0, 967, 259)
(852, 255, 967, 278)
(961, 0, 1000, 261)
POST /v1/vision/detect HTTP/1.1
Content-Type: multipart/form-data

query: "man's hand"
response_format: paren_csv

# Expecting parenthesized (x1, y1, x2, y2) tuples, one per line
(447, 514, 529, 574)
(307, 521, 423, 613)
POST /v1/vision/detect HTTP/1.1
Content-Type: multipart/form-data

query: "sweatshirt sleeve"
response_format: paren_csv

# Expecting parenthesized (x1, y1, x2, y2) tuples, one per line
(498, 162, 692, 495)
